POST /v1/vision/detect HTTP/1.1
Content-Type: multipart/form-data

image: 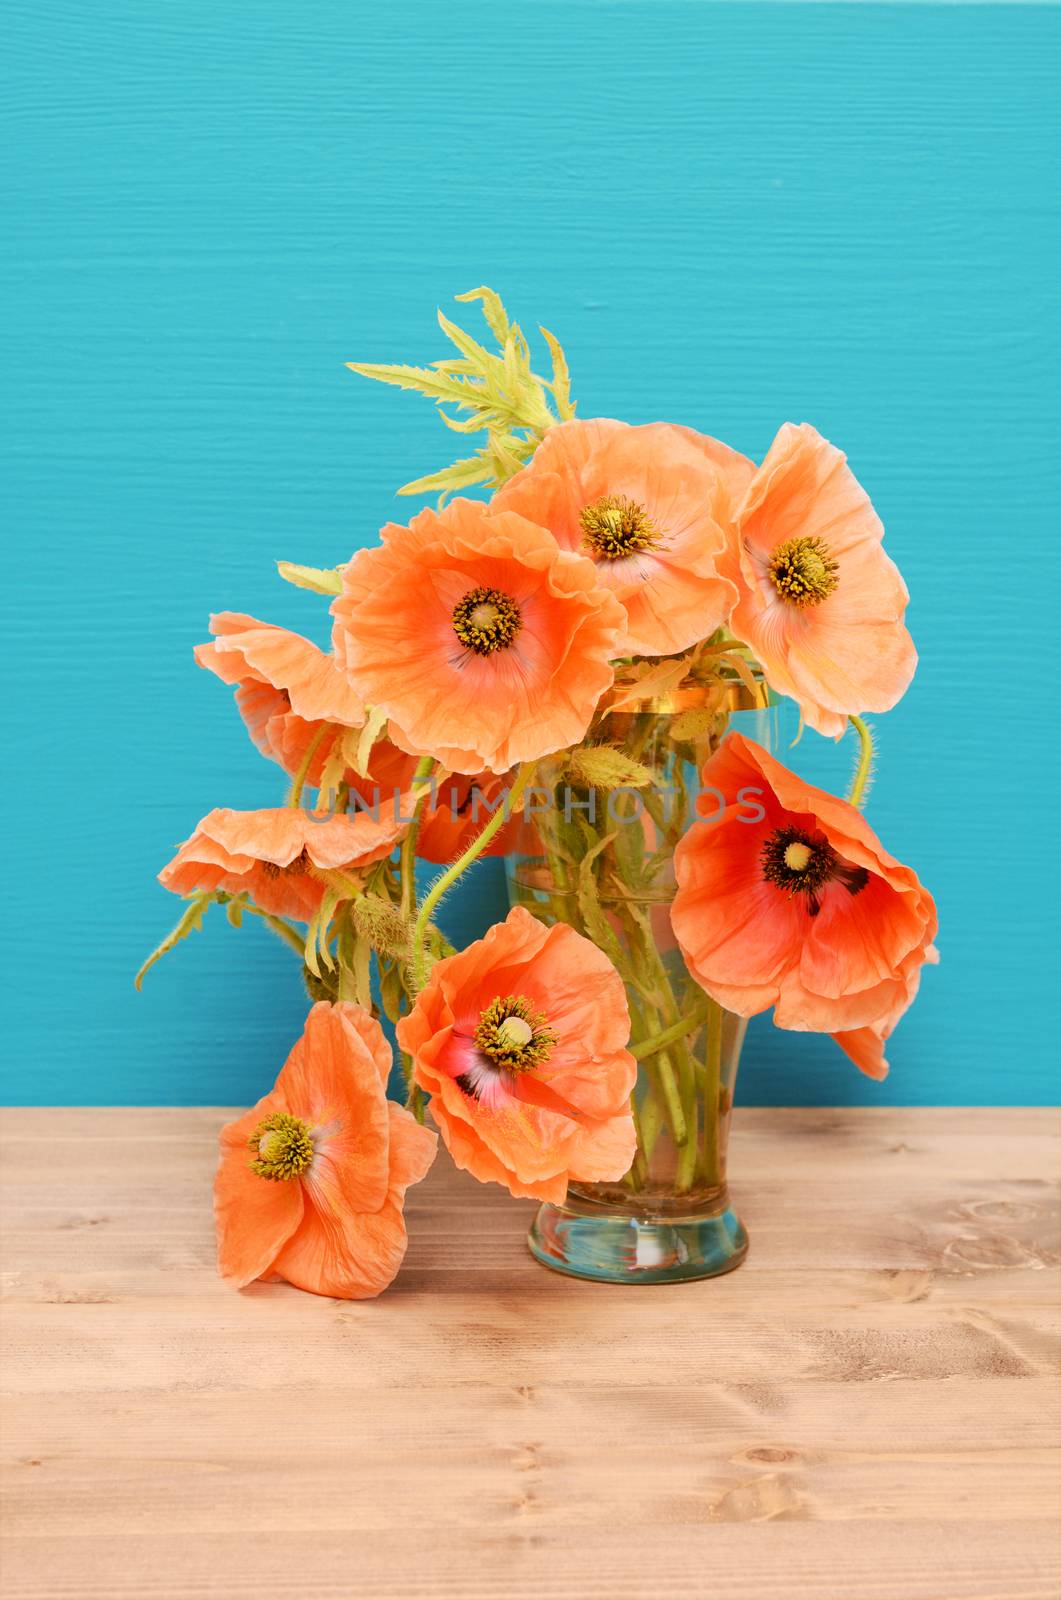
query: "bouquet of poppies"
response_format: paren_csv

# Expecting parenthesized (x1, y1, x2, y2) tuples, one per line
(139, 288, 937, 1295)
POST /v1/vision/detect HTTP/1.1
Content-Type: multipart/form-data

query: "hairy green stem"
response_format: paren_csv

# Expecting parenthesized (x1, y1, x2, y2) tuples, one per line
(846, 714, 874, 809)
(287, 723, 333, 809)
(400, 758, 437, 920)
(243, 905, 312, 957)
(410, 762, 535, 990)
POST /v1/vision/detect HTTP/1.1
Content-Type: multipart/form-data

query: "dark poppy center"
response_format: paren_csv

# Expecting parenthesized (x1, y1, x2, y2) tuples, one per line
(760, 827, 869, 917)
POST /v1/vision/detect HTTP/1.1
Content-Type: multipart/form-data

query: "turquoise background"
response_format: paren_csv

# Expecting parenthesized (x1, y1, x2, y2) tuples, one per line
(3, 2, 1058, 1106)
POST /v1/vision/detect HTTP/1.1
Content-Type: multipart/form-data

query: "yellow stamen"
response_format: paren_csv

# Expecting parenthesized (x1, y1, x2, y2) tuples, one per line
(452, 586, 522, 655)
(474, 994, 555, 1072)
(767, 535, 839, 607)
(579, 495, 661, 561)
(249, 1112, 314, 1181)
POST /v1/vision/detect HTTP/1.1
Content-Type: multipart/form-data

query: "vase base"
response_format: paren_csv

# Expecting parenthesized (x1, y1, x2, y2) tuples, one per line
(528, 1194, 749, 1285)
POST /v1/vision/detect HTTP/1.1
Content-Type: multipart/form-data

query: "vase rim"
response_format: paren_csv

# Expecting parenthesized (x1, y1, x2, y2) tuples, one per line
(602, 673, 774, 715)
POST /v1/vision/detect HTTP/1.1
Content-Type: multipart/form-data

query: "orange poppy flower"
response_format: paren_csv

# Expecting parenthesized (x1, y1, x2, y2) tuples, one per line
(829, 959, 933, 1080)
(196, 612, 367, 787)
(331, 500, 624, 775)
(491, 419, 738, 657)
(415, 771, 522, 864)
(723, 424, 916, 737)
(671, 733, 938, 1035)
(215, 1002, 436, 1298)
(396, 906, 637, 1203)
(158, 806, 407, 920)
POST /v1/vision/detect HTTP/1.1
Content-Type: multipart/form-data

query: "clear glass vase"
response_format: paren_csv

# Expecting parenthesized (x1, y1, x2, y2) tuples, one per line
(506, 677, 777, 1284)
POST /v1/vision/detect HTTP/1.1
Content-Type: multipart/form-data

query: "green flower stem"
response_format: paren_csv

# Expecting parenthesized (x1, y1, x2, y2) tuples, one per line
(846, 714, 874, 809)
(625, 907, 706, 1182)
(352, 927, 372, 1009)
(699, 998, 724, 1188)
(612, 906, 689, 1150)
(651, 1044, 688, 1148)
(410, 761, 535, 990)
(631, 1001, 709, 1062)
(336, 911, 358, 1002)
(242, 905, 312, 958)
(638, 1083, 664, 1163)
(623, 1097, 649, 1192)
(619, 988, 677, 1157)
(406, 1077, 426, 1122)
(287, 723, 334, 809)
(400, 758, 438, 921)
(317, 867, 366, 900)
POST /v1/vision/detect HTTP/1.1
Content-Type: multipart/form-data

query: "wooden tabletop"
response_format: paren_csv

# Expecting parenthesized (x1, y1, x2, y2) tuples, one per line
(2, 1107, 1059, 1600)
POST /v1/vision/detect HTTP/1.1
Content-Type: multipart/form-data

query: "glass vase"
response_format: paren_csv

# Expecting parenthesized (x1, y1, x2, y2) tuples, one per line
(506, 677, 777, 1284)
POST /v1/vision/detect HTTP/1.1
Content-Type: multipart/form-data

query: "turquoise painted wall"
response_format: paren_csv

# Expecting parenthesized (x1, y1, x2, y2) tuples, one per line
(4, 2, 1058, 1106)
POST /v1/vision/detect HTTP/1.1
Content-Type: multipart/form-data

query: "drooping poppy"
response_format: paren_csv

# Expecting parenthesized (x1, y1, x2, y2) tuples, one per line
(671, 733, 937, 1035)
(195, 611, 382, 796)
(158, 806, 407, 920)
(215, 1002, 436, 1298)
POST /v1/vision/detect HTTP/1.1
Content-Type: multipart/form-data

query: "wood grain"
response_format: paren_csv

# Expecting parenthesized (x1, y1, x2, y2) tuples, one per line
(2, 1107, 1060, 1599)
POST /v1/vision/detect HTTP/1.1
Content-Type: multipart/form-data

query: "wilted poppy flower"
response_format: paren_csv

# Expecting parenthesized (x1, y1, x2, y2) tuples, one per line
(397, 906, 637, 1202)
(195, 612, 373, 792)
(215, 1002, 436, 1298)
(723, 424, 916, 737)
(671, 733, 937, 1035)
(331, 500, 624, 775)
(415, 771, 522, 864)
(158, 806, 407, 920)
(492, 419, 738, 657)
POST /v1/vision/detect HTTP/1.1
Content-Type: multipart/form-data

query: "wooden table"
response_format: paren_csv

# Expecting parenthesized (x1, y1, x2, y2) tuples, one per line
(2, 1107, 1059, 1600)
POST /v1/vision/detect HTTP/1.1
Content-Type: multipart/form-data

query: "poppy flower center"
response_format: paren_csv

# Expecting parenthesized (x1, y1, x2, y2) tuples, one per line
(767, 535, 839, 607)
(452, 586, 523, 655)
(473, 994, 556, 1073)
(249, 1111, 314, 1181)
(261, 847, 312, 880)
(579, 494, 661, 561)
(761, 827, 869, 917)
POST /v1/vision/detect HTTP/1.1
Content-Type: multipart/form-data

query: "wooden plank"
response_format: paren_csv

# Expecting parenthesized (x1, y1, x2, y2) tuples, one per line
(1, 1107, 1059, 1599)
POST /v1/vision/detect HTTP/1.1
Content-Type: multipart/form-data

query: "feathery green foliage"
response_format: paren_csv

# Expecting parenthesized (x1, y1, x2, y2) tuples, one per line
(346, 287, 576, 501)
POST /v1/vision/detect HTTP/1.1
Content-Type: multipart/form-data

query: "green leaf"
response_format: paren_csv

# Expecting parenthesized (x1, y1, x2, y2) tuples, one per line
(540, 325, 575, 420)
(379, 957, 405, 1025)
(576, 830, 626, 969)
(345, 361, 478, 409)
(353, 705, 388, 778)
(454, 286, 511, 344)
(316, 889, 341, 972)
(277, 561, 344, 596)
(316, 732, 350, 805)
(135, 892, 214, 990)
(397, 455, 493, 498)
(437, 310, 497, 374)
